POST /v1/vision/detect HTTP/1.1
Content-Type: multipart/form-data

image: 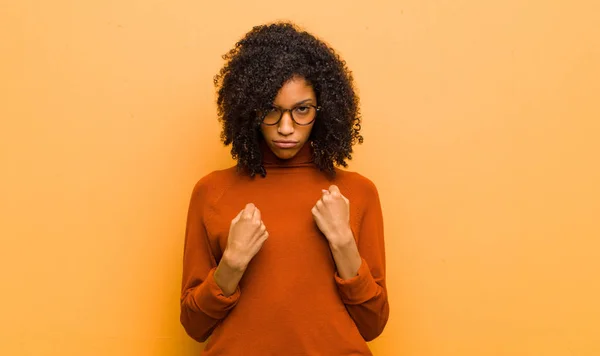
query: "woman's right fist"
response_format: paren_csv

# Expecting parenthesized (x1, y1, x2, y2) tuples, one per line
(223, 203, 269, 271)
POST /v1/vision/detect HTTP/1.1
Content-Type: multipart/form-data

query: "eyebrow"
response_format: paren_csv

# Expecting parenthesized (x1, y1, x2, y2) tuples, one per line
(272, 99, 314, 108)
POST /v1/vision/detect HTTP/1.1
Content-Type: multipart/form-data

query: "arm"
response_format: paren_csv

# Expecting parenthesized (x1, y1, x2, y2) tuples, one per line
(179, 179, 241, 343)
(328, 228, 362, 280)
(313, 183, 390, 341)
(333, 183, 390, 342)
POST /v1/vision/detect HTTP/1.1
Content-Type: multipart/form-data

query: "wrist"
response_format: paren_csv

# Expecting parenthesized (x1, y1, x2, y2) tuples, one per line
(222, 249, 249, 272)
(328, 225, 355, 251)
(215, 252, 245, 297)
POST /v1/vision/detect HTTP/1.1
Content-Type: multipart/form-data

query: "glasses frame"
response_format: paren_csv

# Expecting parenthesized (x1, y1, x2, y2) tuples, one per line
(260, 104, 321, 126)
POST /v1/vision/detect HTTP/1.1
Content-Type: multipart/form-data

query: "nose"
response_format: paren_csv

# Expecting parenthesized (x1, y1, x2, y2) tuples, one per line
(277, 110, 295, 136)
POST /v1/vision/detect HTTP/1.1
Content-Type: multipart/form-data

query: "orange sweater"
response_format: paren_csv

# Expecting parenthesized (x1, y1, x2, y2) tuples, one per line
(180, 142, 389, 355)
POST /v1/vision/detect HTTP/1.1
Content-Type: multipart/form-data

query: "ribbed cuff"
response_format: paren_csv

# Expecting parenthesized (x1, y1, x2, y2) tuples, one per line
(334, 258, 379, 305)
(193, 267, 241, 319)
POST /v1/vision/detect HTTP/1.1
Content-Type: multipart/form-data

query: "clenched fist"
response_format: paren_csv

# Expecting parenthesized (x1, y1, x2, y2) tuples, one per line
(223, 203, 269, 271)
(312, 185, 354, 248)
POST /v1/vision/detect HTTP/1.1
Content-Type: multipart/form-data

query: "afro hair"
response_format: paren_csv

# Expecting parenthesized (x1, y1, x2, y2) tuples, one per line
(214, 22, 363, 177)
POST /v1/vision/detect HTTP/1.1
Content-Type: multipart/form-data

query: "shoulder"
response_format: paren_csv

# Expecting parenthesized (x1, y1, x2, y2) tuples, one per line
(190, 166, 240, 201)
(334, 169, 383, 224)
(334, 169, 380, 199)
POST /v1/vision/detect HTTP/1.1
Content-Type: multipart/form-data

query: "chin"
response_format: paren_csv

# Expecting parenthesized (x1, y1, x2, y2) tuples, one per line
(273, 147, 298, 160)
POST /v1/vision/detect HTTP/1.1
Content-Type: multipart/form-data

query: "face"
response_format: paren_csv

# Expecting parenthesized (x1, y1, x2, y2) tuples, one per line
(260, 76, 316, 160)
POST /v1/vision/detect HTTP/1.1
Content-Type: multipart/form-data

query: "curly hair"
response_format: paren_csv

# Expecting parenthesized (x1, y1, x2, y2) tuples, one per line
(214, 22, 363, 177)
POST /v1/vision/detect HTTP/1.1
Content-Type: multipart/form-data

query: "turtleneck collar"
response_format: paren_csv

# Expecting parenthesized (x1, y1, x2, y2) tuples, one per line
(260, 139, 315, 168)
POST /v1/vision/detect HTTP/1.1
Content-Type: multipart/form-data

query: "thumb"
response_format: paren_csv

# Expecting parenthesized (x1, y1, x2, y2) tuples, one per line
(232, 209, 243, 223)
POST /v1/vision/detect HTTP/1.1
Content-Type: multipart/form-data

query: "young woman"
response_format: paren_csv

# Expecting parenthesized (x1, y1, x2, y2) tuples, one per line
(180, 22, 389, 355)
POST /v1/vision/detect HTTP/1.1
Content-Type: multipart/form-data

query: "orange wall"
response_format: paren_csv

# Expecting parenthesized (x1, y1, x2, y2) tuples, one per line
(1, 1, 599, 355)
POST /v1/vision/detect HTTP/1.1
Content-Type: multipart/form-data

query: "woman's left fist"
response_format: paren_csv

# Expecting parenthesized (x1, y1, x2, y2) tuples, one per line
(312, 185, 353, 247)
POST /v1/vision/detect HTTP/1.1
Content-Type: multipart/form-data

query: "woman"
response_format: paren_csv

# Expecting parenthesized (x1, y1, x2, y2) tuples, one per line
(180, 22, 389, 355)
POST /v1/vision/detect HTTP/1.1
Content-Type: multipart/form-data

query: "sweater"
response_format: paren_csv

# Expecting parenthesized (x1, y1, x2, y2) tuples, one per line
(180, 141, 389, 355)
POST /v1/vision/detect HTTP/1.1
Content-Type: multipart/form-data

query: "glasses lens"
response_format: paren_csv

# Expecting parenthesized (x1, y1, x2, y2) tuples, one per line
(262, 108, 282, 125)
(261, 106, 317, 125)
(292, 106, 316, 125)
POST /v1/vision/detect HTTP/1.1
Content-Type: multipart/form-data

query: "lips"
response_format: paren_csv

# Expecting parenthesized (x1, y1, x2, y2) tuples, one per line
(273, 140, 298, 149)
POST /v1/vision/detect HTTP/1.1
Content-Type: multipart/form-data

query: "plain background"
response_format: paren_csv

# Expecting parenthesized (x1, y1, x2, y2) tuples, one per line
(1, 0, 599, 355)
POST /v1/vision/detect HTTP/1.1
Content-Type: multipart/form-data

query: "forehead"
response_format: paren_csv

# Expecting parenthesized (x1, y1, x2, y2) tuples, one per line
(273, 77, 316, 106)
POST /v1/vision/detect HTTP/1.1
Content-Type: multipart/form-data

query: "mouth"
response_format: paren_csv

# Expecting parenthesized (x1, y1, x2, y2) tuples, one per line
(273, 140, 298, 149)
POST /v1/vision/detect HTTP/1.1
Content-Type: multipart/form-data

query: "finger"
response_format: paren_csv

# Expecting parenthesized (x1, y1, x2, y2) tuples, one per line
(258, 229, 269, 240)
(311, 206, 319, 216)
(259, 222, 266, 233)
(329, 185, 341, 197)
(242, 203, 255, 219)
(254, 225, 267, 243)
(316, 199, 324, 210)
(253, 207, 262, 223)
(261, 231, 269, 241)
(321, 189, 329, 195)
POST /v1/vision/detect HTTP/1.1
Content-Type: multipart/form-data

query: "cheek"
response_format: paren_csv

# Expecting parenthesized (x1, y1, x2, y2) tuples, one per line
(260, 126, 275, 139)
(300, 125, 315, 140)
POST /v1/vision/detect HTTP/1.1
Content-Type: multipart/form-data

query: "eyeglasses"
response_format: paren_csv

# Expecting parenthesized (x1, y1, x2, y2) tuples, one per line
(260, 104, 321, 126)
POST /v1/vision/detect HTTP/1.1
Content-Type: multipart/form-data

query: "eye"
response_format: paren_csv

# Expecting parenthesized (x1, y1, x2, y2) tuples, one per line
(294, 106, 310, 114)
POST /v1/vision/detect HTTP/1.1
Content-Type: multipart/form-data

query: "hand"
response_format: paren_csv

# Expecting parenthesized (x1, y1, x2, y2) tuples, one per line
(223, 203, 269, 271)
(312, 185, 354, 248)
